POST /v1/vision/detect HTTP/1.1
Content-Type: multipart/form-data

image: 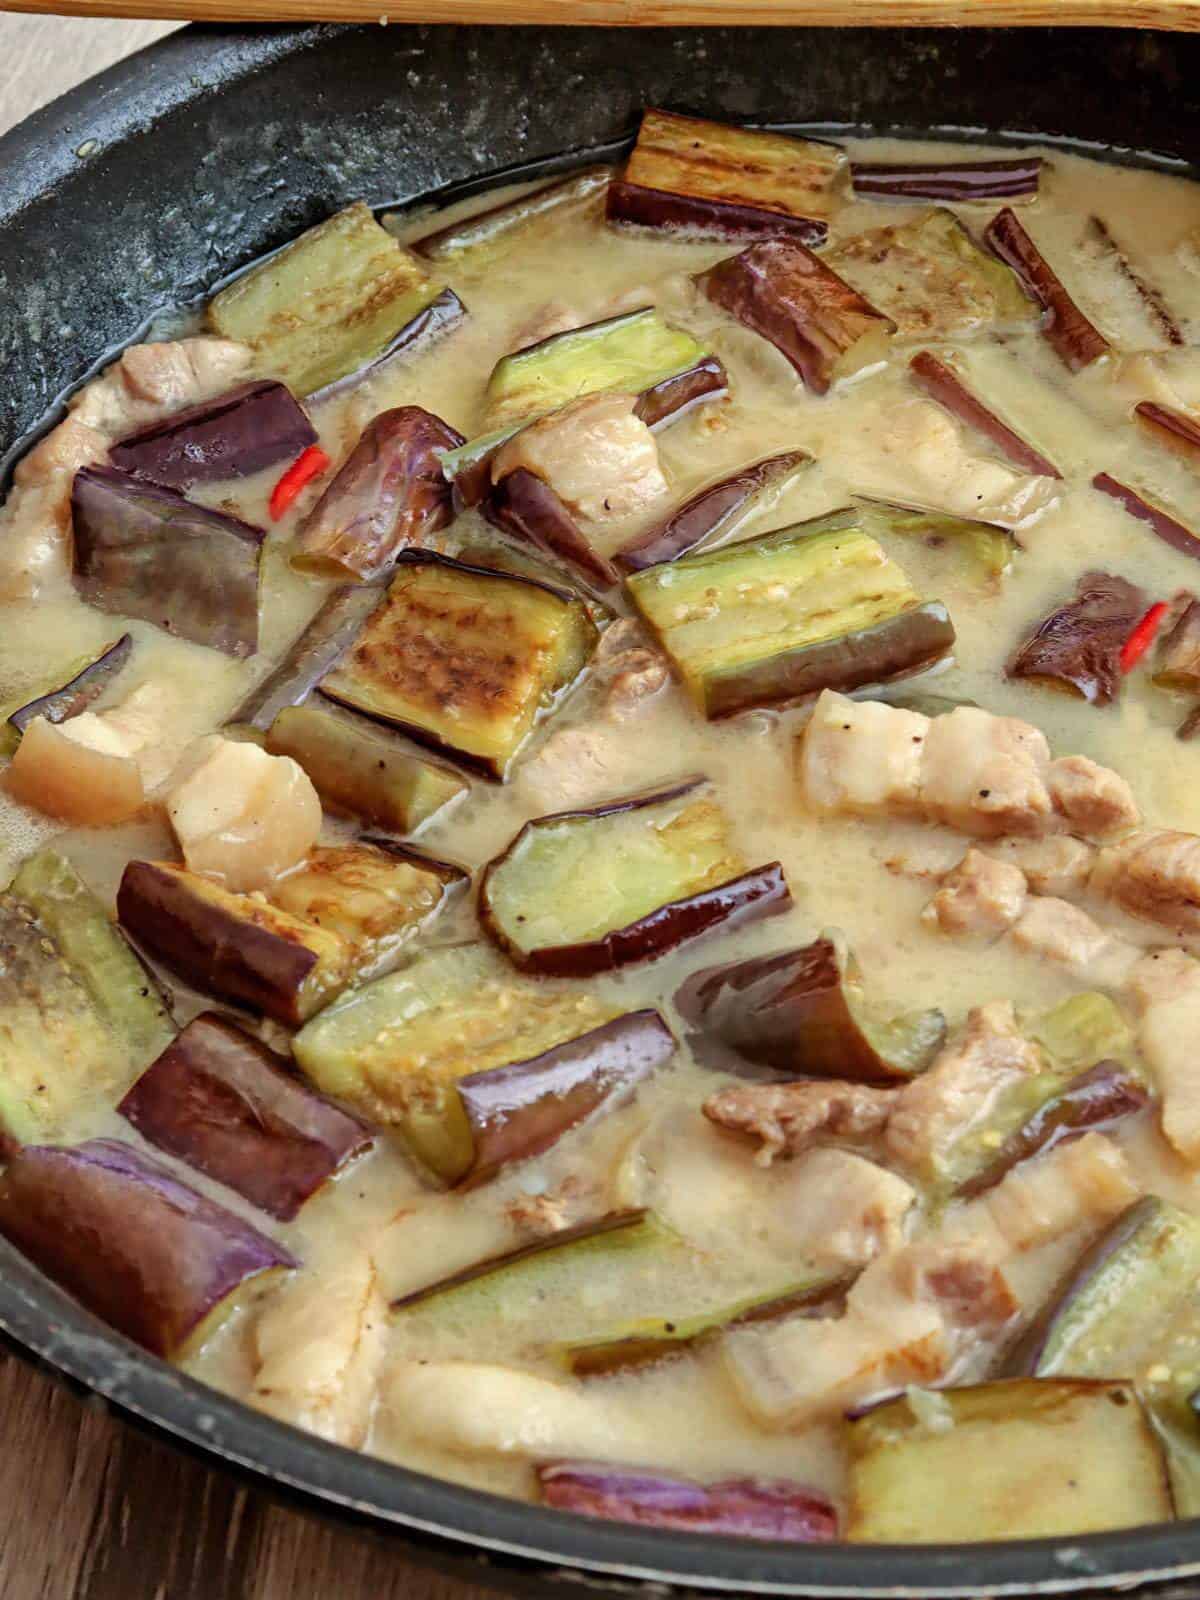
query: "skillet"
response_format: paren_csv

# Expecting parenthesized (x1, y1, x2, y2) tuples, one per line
(4, 20, 1200, 1596)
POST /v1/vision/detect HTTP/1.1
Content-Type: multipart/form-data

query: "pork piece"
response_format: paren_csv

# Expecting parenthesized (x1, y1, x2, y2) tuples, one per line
(850, 398, 1059, 530)
(1046, 756, 1139, 842)
(1125, 947, 1200, 1011)
(385, 1362, 632, 1461)
(783, 1149, 916, 1268)
(885, 1002, 1042, 1175)
(69, 338, 252, 434)
(252, 1247, 386, 1448)
(961, 1132, 1139, 1253)
(880, 831, 969, 882)
(5, 683, 175, 827)
(491, 392, 669, 524)
(1009, 896, 1140, 987)
(1091, 830, 1200, 936)
(703, 1078, 896, 1167)
(165, 736, 321, 892)
(515, 724, 621, 811)
(0, 419, 110, 600)
(887, 1243, 1019, 1333)
(922, 848, 1028, 938)
(1125, 950, 1200, 1163)
(593, 620, 671, 721)
(507, 1176, 600, 1239)
(799, 691, 928, 819)
(919, 706, 1053, 839)
(993, 835, 1097, 898)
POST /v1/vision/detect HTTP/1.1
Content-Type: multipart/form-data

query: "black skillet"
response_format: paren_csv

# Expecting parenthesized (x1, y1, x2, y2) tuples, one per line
(3, 21, 1200, 1597)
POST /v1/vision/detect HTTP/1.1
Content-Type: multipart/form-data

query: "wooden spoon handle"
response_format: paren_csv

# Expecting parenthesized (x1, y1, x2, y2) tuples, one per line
(1, 0, 1198, 25)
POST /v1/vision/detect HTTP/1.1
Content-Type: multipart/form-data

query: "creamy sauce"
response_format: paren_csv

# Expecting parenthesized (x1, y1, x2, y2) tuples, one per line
(6, 133, 1200, 1530)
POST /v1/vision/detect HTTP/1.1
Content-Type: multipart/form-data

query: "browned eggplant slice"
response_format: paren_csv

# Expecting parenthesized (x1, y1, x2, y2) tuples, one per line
(538, 1462, 838, 1541)
(305, 288, 467, 407)
(109, 380, 316, 490)
(634, 354, 729, 430)
(626, 508, 954, 719)
(265, 702, 467, 833)
(699, 238, 895, 395)
(984, 208, 1110, 372)
(412, 166, 612, 260)
(954, 1061, 1148, 1202)
(226, 583, 385, 732)
(486, 469, 620, 590)
(117, 841, 462, 1026)
(1085, 216, 1183, 348)
(320, 552, 598, 779)
(676, 937, 945, 1085)
(72, 466, 264, 659)
(119, 1012, 371, 1220)
(1093, 473, 1200, 562)
(607, 110, 841, 244)
(4, 633, 132, 752)
(1136, 401, 1200, 466)
(1156, 597, 1200, 691)
(291, 406, 463, 581)
(0, 1138, 294, 1357)
(479, 778, 790, 976)
(1007, 571, 1146, 705)
(908, 352, 1062, 478)
(615, 451, 811, 572)
(850, 157, 1043, 203)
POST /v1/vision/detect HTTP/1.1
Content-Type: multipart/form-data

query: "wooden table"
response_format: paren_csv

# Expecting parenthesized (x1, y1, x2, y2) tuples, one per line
(0, 22, 496, 1598)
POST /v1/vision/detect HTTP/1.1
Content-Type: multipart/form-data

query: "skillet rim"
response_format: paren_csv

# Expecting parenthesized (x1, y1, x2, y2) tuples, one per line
(2, 21, 1200, 1596)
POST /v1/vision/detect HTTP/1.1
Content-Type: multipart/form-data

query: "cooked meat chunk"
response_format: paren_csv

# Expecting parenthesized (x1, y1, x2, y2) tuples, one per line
(919, 706, 1054, 838)
(799, 691, 928, 819)
(784, 1149, 917, 1267)
(703, 1079, 896, 1166)
(923, 848, 1028, 938)
(517, 724, 622, 810)
(69, 337, 252, 433)
(1125, 947, 1200, 1011)
(889, 1243, 1019, 1333)
(1091, 830, 1200, 935)
(885, 1002, 1041, 1175)
(964, 1133, 1139, 1252)
(252, 1248, 386, 1449)
(1123, 954, 1200, 1163)
(994, 834, 1097, 897)
(1009, 895, 1141, 987)
(14, 417, 109, 487)
(491, 392, 669, 523)
(1046, 755, 1139, 841)
(880, 830, 969, 881)
(507, 1177, 598, 1239)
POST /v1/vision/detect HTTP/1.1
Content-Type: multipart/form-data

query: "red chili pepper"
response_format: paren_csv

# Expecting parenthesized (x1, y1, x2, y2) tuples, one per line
(1120, 600, 1170, 673)
(269, 445, 331, 521)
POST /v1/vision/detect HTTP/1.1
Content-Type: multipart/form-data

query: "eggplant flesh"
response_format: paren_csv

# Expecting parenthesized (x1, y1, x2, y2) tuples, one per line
(908, 352, 1061, 479)
(846, 1379, 1173, 1541)
(412, 166, 612, 260)
(206, 200, 447, 397)
(699, 238, 895, 395)
(608, 110, 842, 244)
(3, 633, 132, 754)
(320, 553, 598, 779)
(1094, 473, 1200, 563)
(72, 465, 264, 659)
(292, 406, 464, 581)
(479, 778, 790, 976)
(265, 702, 466, 833)
(626, 507, 953, 719)
(676, 937, 945, 1085)
(109, 380, 316, 490)
(1007, 571, 1146, 706)
(0, 1139, 293, 1358)
(1155, 598, 1200, 691)
(119, 1012, 371, 1221)
(1137, 402, 1200, 465)
(615, 451, 812, 573)
(227, 583, 385, 732)
(486, 468, 619, 591)
(862, 499, 1016, 583)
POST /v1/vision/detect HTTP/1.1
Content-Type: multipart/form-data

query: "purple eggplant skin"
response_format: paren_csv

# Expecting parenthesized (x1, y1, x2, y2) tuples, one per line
(1180, 704, 1200, 742)
(305, 288, 467, 408)
(109, 380, 316, 491)
(457, 1009, 676, 1191)
(72, 466, 264, 659)
(1136, 402, 1200, 466)
(7, 633, 132, 738)
(226, 583, 385, 732)
(1093, 473, 1200, 563)
(616, 451, 810, 573)
(293, 407, 464, 581)
(851, 157, 1043, 203)
(908, 352, 1061, 479)
(412, 166, 612, 260)
(119, 1012, 373, 1221)
(1086, 218, 1183, 348)
(955, 1062, 1149, 1204)
(634, 354, 729, 431)
(607, 180, 829, 249)
(486, 469, 620, 591)
(538, 1462, 838, 1542)
(0, 1138, 295, 1358)
(1007, 571, 1146, 707)
(985, 208, 1109, 372)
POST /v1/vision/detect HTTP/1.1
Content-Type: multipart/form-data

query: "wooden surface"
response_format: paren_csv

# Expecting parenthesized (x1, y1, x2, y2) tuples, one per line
(3, 0, 1200, 26)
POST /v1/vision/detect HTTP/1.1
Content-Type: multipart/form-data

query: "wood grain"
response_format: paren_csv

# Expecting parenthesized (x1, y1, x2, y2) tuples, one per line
(2, 0, 1200, 25)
